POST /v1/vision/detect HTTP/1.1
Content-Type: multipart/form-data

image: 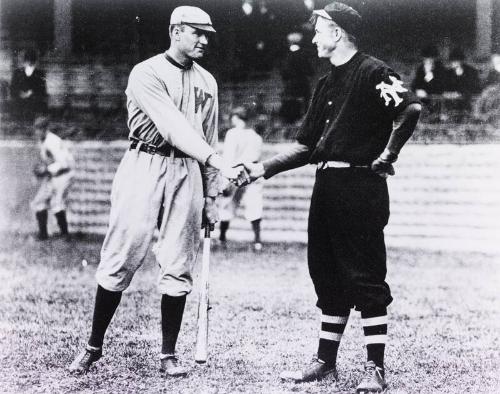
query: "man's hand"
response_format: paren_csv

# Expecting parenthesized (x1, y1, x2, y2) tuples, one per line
(371, 149, 397, 178)
(206, 153, 245, 183)
(243, 162, 265, 183)
(20, 89, 33, 99)
(232, 164, 251, 187)
(33, 163, 49, 178)
(202, 196, 218, 231)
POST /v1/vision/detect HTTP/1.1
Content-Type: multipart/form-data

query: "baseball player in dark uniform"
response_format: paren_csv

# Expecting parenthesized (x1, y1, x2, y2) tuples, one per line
(68, 6, 244, 377)
(244, 2, 421, 393)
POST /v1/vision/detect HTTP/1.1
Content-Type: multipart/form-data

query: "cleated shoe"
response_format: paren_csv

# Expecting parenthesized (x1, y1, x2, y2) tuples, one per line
(159, 355, 189, 377)
(280, 357, 338, 383)
(356, 360, 387, 393)
(68, 346, 102, 375)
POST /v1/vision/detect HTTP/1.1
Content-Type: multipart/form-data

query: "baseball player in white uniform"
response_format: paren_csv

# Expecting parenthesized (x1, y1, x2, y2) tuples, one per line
(219, 106, 264, 250)
(69, 6, 244, 377)
(31, 116, 74, 240)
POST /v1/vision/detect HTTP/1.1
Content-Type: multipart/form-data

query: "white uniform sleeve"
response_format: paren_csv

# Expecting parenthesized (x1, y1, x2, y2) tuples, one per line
(46, 136, 74, 175)
(254, 135, 263, 162)
(126, 64, 215, 164)
(222, 130, 237, 166)
(201, 82, 220, 197)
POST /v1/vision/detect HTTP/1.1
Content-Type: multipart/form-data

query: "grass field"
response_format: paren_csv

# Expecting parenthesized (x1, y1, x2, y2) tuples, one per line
(0, 232, 498, 394)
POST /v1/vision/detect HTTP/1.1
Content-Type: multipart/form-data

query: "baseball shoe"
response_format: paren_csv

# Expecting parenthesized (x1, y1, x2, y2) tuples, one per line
(34, 233, 48, 241)
(159, 355, 189, 377)
(53, 232, 72, 242)
(356, 361, 387, 393)
(68, 346, 102, 375)
(280, 357, 338, 383)
(253, 242, 262, 251)
(214, 239, 227, 250)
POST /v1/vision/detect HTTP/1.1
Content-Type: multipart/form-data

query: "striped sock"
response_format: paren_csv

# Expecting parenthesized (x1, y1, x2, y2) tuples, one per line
(317, 311, 350, 365)
(361, 309, 388, 370)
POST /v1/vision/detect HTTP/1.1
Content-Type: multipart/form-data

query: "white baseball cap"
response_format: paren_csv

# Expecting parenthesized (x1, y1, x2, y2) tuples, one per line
(170, 6, 216, 33)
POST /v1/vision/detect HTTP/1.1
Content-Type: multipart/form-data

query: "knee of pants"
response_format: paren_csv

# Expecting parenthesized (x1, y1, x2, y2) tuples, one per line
(315, 295, 353, 313)
(51, 202, 67, 213)
(95, 266, 136, 292)
(158, 274, 193, 297)
(352, 283, 393, 312)
(31, 200, 49, 212)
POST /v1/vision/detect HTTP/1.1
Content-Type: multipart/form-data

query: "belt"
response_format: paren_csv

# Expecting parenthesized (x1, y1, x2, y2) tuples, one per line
(317, 161, 370, 170)
(129, 139, 188, 158)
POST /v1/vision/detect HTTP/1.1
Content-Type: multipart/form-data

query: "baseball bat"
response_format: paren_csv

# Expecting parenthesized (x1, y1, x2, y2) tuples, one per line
(195, 226, 211, 363)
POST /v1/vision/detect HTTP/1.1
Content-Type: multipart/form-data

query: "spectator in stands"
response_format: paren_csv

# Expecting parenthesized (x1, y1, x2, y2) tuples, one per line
(280, 31, 314, 124)
(10, 49, 48, 122)
(484, 53, 500, 87)
(411, 45, 447, 98)
(473, 53, 500, 125)
(219, 106, 264, 251)
(31, 116, 74, 241)
(411, 45, 446, 121)
(443, 47, 481, 116)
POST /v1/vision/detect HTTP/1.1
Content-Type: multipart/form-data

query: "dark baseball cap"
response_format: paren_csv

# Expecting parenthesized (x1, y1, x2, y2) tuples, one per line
(230, 106, 249, 121)
(311, 2, 362, 36)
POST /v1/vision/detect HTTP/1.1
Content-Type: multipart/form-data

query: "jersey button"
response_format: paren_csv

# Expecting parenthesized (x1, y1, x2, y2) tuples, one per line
(328, 101, 332, 106)
(326, 119, 330, 124)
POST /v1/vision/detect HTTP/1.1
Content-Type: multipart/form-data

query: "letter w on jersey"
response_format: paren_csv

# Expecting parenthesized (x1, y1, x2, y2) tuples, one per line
(195, 87, 212, 113)
(376, 76, 408, 107)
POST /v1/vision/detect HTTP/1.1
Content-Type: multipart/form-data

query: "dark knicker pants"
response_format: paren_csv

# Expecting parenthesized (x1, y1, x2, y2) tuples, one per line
(308, 168, 393, 313)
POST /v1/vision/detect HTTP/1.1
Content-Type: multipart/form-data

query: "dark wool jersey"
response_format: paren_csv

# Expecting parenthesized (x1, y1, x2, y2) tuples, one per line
(296, 51, 419, 165)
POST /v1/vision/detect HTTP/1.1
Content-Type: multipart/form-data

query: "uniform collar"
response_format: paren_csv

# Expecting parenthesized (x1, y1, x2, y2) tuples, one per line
(331, 51, 361, 72)
(164, 52, 193, 70)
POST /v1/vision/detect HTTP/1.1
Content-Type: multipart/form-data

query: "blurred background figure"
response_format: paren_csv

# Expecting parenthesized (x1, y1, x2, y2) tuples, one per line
(30, 116, 74, 240)
(10, 49, 48, 122)
(443, 47, 481, 119)
(484, 53, 500, 87)
(411, 45, 447, 99)
(219, 106, 264, 251)
(411, 45, 447, 121)
(232, 0, 277, 80)
(474, 53, 500, 125)
(279, 31, 314, 124)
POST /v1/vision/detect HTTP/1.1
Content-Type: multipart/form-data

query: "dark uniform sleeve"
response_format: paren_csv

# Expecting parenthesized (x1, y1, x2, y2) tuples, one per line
(371, 66, 420, 120)
(295, 75, 327, 148)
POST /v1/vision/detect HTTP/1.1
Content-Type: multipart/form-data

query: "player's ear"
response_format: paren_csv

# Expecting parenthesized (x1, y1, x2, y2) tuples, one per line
(333, 26, 342, 42)
(170, 25, 182, 41)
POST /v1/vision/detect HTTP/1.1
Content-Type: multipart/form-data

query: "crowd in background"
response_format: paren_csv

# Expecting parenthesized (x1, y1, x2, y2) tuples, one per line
(1, 42, 500, 139)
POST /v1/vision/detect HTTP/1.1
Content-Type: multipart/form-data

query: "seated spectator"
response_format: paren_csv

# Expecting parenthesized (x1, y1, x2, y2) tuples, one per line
(411, 45, 447, 99)
(10, 48, 48, 122)
(443, 47, 481, 115)
(484, 53, 500, 87)
(474, 84, 500, 126)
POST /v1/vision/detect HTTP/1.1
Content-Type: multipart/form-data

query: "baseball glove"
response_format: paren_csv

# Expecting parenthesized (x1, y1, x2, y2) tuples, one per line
(33, 163, 49, 178)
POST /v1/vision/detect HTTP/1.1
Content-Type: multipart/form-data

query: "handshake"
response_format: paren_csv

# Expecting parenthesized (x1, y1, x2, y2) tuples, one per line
(222, 162, 265, 188)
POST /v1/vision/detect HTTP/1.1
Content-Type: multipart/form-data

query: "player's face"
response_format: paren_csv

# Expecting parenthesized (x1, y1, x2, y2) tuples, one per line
(312, 18, 339, 58)
(231, 115, 245, 128)
(178, 25, 209, 59)
(34, 127, 46, 141)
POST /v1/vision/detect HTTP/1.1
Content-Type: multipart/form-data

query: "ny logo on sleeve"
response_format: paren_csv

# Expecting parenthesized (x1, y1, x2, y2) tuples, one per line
(375, 76, 408, 107)
(194, 87, 212, 113)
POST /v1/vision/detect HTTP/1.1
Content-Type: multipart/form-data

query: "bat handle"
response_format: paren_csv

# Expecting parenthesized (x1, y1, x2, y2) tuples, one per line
(204, 226, 211, 239)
